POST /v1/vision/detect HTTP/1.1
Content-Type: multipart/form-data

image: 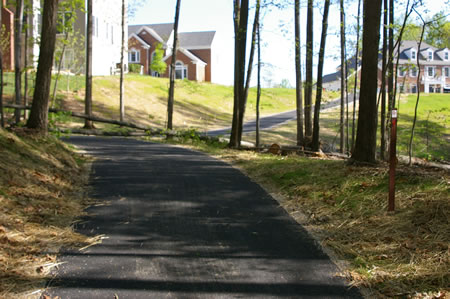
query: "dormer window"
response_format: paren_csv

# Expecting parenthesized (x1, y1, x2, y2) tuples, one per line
(428, 50, 433, 61)
(445, 51, 449, 61)
(411, 49, 416, 60)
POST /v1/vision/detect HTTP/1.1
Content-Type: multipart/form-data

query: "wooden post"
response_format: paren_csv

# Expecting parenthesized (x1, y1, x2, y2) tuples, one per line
(388, 108, 397, 211)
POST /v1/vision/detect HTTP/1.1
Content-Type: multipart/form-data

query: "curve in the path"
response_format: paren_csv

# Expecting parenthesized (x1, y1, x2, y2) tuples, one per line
(207, 96, 356, 137)
(47, 136, 362, 298)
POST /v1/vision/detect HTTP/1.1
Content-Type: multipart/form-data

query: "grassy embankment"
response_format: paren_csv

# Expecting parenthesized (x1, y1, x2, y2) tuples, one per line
(2, 72, 341, 132)
(155, 135, 449, 299)
(0, 129, 98, 298)
(243, 93, 450, 162)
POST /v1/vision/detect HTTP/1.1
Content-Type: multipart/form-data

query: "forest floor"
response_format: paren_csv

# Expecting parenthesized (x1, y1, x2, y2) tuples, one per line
(0, 128, 98, 298)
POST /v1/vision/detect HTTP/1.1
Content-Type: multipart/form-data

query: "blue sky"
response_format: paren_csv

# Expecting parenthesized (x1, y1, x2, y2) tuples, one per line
(129, 0, 448, 86)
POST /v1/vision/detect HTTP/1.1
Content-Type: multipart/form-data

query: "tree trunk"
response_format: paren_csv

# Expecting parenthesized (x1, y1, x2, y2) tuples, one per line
(14, 0, 24, 123)
(339, 0, 346, 154)
(294, 0, 304, 146)
(380, 0, 388, 160)
(256, 23, 261, 148)
(84, 0, 94, 129)
(0, 0, 4, 128)
(311, 0, 330, 152)
(167, 0, 181, 130)
(229, 0, 248, 148)
(304, 0, 314, 140)
(51, 33, 67, 109)
(26, 0, 59, 132)
(23, 8, 29, 120)
(237, 0, 259, 143)
(351, 0, 382, 164)
(230, 0, 240, 148)
(409, 18, 427, 165)
(119, 0, 125, 122)
(352, 0, 361, 152)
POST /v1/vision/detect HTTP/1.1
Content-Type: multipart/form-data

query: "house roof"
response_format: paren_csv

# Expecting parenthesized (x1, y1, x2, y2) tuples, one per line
(129, 33, 151, 49)
(128, 23, 174, 42)
(322, 72, 340, 84)
(178, 31, 216, 49)
(396, 40, 449, 65)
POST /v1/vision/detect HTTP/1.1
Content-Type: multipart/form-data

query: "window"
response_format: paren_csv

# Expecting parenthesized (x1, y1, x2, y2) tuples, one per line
(398, 67, 405, 77)
(411, 49, 416, 60)
(445, 52, 449, 60)
(444, 67, 450, 78)
(129, 49, 140, 63)
(411, 84, 417, 93)
(92, 16, 98, 37)
(410, 67, 418, 77)
(427, 66, 435, 77)
(174, 61, 188, 79)
(56, 11, 73, 34)
(428, 50, 433, 61)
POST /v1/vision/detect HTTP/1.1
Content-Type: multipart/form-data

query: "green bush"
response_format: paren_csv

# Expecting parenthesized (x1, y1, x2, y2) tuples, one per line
(129, 64, 142, 74)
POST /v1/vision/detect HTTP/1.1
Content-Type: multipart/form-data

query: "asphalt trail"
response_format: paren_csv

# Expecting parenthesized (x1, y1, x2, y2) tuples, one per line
(207, 96, 356, 137)
(47, 136, 362, 298)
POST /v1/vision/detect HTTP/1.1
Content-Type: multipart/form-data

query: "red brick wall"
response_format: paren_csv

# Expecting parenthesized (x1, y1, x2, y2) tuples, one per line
(1, 6, 14, 70)
(189, 49, 211, 82)
(162, 50, 197, 81)
(128, 36, 149, 74)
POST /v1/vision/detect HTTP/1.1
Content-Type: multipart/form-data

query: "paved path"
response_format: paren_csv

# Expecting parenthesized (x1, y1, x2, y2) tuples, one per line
(47, 136, 361, 298)
(207, 96, 356, 137)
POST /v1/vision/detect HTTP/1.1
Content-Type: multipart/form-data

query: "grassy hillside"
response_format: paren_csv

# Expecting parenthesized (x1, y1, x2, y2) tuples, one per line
(3, 72, 339, 132)
(0, 129, 96, 298)
(67, 75, 303, 131)
(244, 93, 450, 162)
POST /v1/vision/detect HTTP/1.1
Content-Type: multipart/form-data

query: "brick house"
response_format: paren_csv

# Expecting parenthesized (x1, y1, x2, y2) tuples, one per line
(128, 23, 216, 82)
(322, 41, 450, 94)
(395, 41, 450, 93)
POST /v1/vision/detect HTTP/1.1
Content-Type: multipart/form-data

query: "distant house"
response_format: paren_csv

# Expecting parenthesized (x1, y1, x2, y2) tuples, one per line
(395, 41, 450, 93)
(1, 0, 41, 71)
(128, 23, 217, 82)
(322, 41, 450, 94)
(1, 0, 126, 76)
(322, 55, 362, 92)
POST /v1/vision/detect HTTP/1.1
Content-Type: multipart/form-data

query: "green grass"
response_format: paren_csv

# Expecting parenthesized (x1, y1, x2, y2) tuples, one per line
(397, 93, 450, 161)
(244, 93, 450, 162)
(3, 72, 340, 133)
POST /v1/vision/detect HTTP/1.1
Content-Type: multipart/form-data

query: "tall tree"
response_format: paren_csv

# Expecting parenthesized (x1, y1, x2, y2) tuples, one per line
(119, 0, 126, 122)
(14, 0, 24, 123)
(229, 0, 249, 148)
(339, 0, 346, 153)
(0, 0, 4, 127)
(294, 0, 304, 146)
(311, 0, 330, 152)
(256, 21, 261, 148)
(237, 0, 260, 143)
(380, 0, 388, 160)
(84, 0, 94, 128)
(351, 0, 382, 163)
(26, 0, 59, 131)
(23, 3, 29, 120)
(304, 0, 314, 140)
(351, 0, 361, 151)
(167, 0, 181, 130)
